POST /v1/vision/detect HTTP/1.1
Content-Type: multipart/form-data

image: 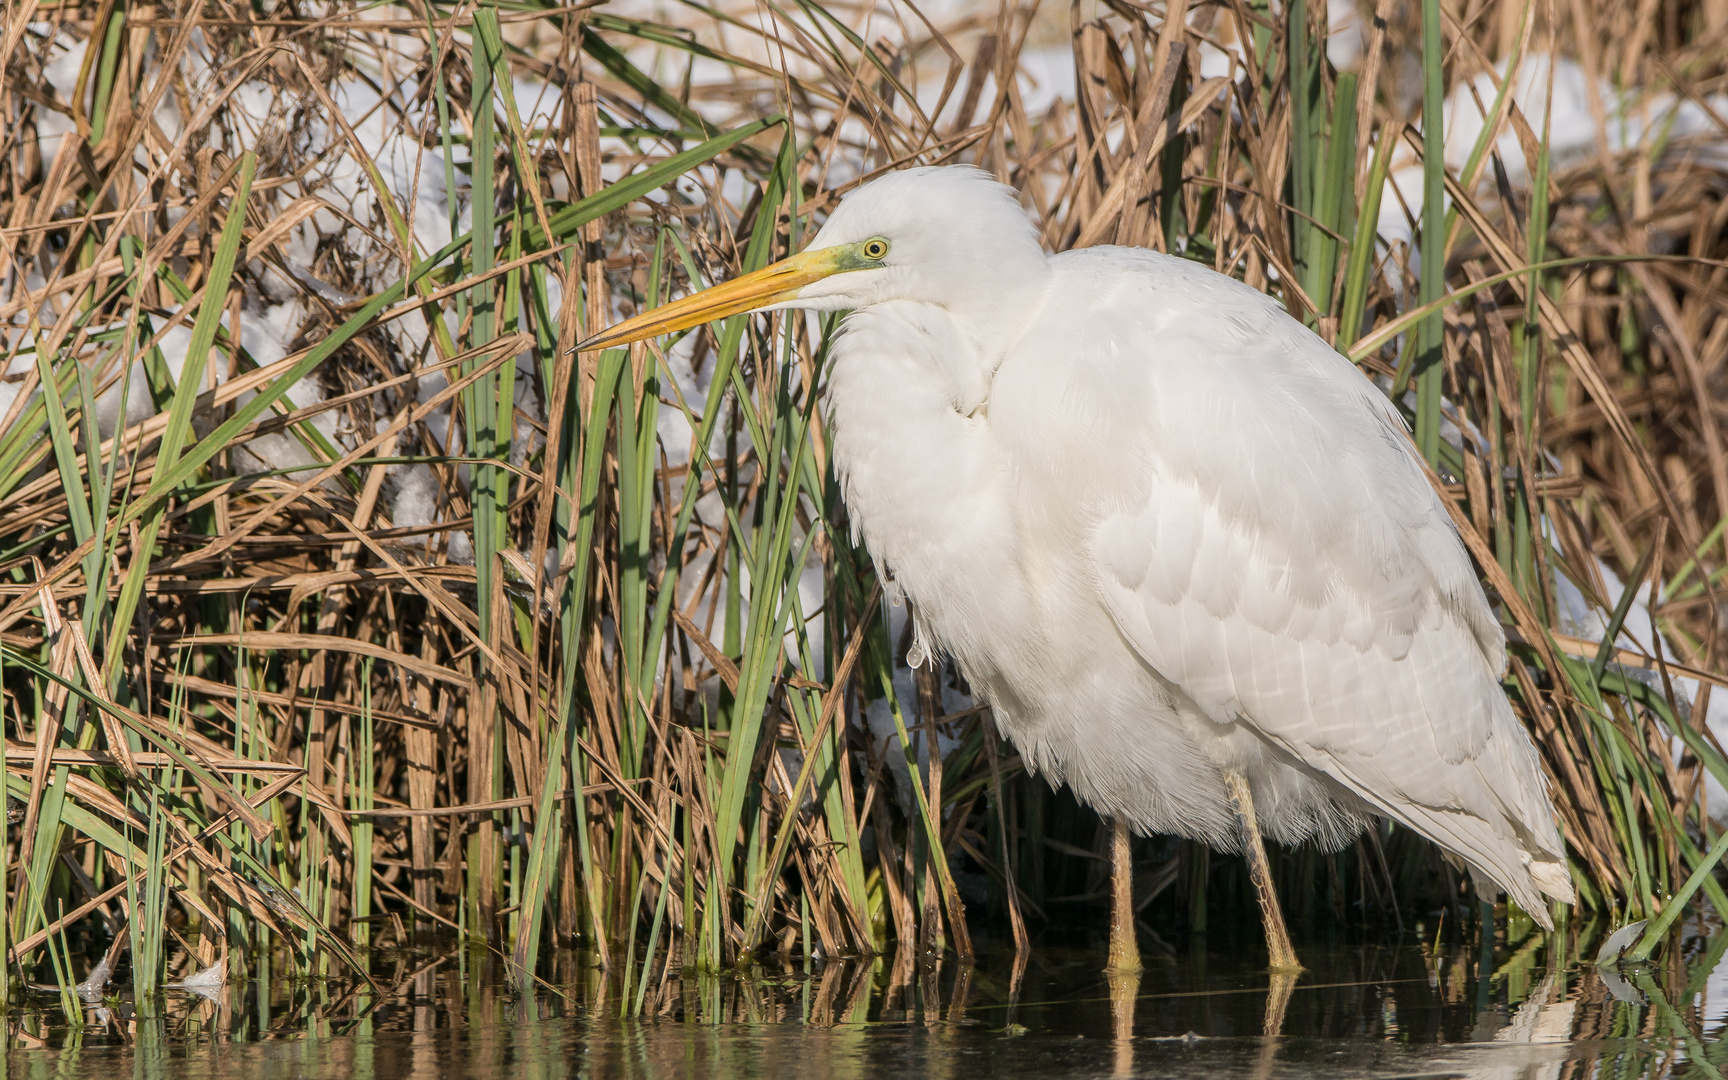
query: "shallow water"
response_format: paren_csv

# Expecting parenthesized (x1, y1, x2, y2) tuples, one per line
(5, 931, 1726, 1078)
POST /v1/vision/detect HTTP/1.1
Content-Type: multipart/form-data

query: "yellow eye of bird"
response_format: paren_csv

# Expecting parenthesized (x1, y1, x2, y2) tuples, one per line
(862, 238, 889, 260)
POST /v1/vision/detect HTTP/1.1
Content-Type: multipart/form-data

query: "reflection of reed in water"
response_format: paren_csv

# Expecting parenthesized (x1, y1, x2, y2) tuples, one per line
(21, 934, 1728, 1079)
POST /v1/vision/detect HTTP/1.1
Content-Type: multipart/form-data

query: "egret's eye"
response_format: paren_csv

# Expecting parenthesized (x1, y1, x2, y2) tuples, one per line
(861, 238, 890, 261)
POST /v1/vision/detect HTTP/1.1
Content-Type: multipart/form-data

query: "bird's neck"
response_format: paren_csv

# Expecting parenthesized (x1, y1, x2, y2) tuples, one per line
(823, 302, 1031, 661)
(940, 273, 1053, 399)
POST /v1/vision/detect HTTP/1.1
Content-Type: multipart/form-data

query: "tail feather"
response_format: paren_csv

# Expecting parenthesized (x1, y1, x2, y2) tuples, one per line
(1466, 855, 1572, 931)
(1320, 760, 1572, 928)
(1528, 856, 1576, 905)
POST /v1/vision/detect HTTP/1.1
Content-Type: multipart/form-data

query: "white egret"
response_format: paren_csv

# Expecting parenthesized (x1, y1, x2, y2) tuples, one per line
(581, 165, 1574, 971)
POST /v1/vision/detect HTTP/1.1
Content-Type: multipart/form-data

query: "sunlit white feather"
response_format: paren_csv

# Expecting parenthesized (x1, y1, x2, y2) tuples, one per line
(808, 166, 1573, 922)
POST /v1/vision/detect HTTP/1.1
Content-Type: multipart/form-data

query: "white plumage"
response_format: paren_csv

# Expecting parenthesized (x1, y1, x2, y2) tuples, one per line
(584, 164, 1575, 941)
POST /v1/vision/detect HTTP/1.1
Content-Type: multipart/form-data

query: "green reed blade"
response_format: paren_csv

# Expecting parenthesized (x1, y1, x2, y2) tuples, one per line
(87, 3, 126, 143)
(1414, 0, 1446, 466)
(632, 848, 673, 1015)
(520, 117, 781, 250)
(103, 151, 257, 686)
(352, 661, 376, 949)
(33, 347, 96, 590)
(1628, 825, 1728, 962)
(1338, 128, 1391, 352)
(1591, 546, 1658, 685)
(517, 349, 625, 977)
(145, 226, 359, 493)
(467, 0, 502, 649)
(1315, 73, 1358, 318)
(43, 901, 78, 1027)
(579, 25, 711, 137)
(1288, 0, 1316, 297)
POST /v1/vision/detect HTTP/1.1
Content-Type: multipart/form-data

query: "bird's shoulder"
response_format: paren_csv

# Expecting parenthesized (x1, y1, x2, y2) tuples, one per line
(990, 247, 1503, 682)
(1041, 247, 1296, 336)
(996, 249, 1420, 526)
(1029, 249, 1352, 383)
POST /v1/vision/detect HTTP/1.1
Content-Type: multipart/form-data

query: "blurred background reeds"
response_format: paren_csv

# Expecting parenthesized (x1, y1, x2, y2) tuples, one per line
(3, 0, 1728, 1014)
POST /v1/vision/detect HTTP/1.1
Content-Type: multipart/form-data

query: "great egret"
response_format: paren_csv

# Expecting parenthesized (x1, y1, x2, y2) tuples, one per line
(581, 165, 1574, 971)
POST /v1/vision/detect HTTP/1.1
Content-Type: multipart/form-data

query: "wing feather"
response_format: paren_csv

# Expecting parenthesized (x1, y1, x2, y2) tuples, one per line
(994, 248, 1571, 912)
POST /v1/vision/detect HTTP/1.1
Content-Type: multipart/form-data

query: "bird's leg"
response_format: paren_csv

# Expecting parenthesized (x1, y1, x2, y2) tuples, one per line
(1223, 770, 1302, 973)
(1105, 816, 1140, 1075)
(1106, 817, 1142, 974)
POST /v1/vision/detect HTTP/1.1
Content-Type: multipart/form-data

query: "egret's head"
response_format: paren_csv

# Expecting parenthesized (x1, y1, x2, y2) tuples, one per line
(576, 165, 1048, 351)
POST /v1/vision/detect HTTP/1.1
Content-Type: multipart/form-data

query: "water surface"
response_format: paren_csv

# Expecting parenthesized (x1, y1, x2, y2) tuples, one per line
(6, 930, 1725, 1078)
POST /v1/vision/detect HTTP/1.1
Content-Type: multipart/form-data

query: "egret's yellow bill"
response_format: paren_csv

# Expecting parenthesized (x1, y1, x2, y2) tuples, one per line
(574, 247, 848, 352)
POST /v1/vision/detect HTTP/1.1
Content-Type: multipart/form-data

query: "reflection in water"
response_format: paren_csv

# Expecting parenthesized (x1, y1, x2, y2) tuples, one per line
(1108, 968, 1139, 1076)
(3, 929, 1727, 1078)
